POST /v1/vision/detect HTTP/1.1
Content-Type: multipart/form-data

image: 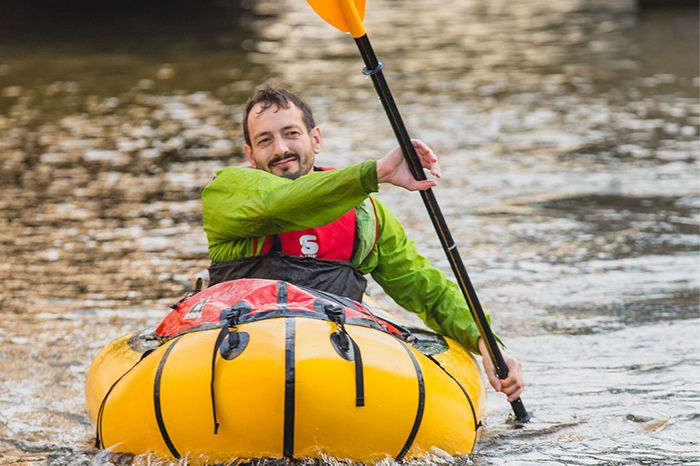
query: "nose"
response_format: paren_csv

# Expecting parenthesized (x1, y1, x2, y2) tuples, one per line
(272, 136, 289, 156)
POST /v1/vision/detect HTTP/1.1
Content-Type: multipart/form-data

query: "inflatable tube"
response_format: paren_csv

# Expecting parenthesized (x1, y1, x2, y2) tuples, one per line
(86, 279, 485, 464)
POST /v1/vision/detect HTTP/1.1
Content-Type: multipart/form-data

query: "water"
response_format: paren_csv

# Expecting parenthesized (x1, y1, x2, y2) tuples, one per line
(1, 0, 698, 464)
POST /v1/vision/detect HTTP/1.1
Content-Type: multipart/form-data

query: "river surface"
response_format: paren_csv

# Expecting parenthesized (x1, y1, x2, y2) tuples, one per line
(0, 0, 698, 465)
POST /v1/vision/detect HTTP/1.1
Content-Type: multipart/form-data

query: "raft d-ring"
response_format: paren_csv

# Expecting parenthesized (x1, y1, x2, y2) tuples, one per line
(362, 61, 384, 77)
(330, 331, 353, 361)
(220, 331, 249, 360)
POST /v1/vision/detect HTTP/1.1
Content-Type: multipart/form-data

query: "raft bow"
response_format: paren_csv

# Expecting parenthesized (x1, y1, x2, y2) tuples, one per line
(86, 278, 485, 464)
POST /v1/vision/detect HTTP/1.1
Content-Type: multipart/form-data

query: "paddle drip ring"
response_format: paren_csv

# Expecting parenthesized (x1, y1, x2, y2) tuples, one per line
(362, 61, 384, 76)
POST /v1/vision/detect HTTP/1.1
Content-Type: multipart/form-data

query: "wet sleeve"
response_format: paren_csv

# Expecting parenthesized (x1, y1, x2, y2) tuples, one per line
(368, 198, 488, 354)
(203, 160, 378, 245)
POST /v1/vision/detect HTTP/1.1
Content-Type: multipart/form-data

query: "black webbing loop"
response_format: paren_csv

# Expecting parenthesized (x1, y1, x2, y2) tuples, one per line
(350, 336, 365, 407)
(210, 324, 228, 435)
(324, 303, 365, 408)
(210, 306, 243, 434)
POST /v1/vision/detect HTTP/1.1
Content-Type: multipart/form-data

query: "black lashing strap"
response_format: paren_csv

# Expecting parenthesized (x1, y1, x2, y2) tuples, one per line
(322, 301, 365, 407)
(350, 337, 365, 407)
(95, 346, 156, 448)
(395, 340, 426, 462)
(277, 280, 288, 309)
(154, 338, 182, 459)
(283, 316, 296, 458)
(426, 353, 480, 437)
(280, 281, 296, 457)
(210, 302, 250, 434)
(210, 322, 229, 435)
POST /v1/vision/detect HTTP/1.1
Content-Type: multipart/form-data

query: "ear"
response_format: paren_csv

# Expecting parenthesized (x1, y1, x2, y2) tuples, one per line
(310, 126, 322, 154)
(243, 144, 255, 167)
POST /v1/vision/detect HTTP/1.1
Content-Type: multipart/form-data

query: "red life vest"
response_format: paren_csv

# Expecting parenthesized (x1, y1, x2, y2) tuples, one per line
(256, 166, 356, 261)
(257, 209, 356, 260)
(207, 166, 366, 300)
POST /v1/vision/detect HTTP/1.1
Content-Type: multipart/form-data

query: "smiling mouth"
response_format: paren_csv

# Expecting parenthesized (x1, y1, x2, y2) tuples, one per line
(270, 153, 299, 168)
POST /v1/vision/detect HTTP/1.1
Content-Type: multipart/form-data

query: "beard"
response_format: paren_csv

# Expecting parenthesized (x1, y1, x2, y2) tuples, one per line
(264, 151, 310, 180)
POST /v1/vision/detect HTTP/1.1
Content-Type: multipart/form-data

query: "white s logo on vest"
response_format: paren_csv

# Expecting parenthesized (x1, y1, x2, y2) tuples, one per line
(299, 235, 319, 257)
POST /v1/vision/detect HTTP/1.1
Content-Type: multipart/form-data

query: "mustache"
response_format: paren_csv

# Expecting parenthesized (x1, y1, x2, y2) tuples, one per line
(268, 151, 299, 168)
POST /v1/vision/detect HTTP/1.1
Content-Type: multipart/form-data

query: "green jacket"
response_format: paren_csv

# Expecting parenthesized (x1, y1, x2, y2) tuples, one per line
(202, 160, 488, 354)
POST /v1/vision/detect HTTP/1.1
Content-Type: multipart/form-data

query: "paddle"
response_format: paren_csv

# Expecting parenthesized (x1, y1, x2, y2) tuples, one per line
(307, 0, 531, 423)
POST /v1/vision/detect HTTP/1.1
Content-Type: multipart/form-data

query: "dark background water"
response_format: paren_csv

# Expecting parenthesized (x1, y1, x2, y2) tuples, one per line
(0, 0, 698, 465)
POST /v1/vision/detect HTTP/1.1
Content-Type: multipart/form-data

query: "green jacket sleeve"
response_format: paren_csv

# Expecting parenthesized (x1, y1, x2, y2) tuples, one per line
(365, 198, 487, 354)
(203, 161, 378, 262)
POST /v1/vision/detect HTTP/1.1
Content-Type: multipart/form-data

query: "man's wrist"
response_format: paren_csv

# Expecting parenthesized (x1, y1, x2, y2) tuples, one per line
(477, 338, 486, 355)
(376, 157, 388, 184)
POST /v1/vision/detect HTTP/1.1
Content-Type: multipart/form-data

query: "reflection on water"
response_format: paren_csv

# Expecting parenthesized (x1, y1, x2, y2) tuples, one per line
(0, 0, 698, 465)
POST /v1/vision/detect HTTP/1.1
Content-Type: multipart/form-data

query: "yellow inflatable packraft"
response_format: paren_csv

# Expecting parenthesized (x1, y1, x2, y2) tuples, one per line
(86, 279, 485, 464)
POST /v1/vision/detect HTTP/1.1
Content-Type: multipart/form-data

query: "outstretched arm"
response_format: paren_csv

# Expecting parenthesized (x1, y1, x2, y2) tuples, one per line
(366, 197, 483, 353)
(204, 139, 439, 246)
(203, 161, 378, 244)
(370, 140, 525, 399)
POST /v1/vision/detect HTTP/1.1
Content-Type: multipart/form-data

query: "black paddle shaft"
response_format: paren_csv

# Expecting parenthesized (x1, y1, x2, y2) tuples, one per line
(354, 34, 530, 423)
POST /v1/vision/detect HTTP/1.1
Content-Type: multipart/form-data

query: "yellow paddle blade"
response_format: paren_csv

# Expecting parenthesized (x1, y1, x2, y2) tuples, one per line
(307, 0, 367, 38)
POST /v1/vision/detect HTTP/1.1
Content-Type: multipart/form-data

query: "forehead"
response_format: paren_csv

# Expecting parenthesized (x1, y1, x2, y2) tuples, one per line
(247, 102, 305, 136)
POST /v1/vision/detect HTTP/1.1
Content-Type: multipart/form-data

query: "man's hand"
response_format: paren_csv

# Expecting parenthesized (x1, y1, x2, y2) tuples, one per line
(376, 139, 441, 191)
(478, 338, 525, 402)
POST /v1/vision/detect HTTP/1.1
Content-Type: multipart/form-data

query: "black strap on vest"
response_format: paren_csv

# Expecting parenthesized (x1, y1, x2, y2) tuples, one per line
(208, 252, 368, 301)
(269, 234, 283, 252)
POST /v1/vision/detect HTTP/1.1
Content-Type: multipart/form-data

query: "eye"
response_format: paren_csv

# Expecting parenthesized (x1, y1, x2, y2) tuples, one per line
(285, 130, 301, 138)
(256, 137, 270, 146)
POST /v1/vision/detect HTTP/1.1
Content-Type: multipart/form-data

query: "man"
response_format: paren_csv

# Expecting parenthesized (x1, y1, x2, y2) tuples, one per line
(202, 85, 524, 402)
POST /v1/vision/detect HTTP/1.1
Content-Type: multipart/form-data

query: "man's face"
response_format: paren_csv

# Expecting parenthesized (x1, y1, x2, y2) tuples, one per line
(243, 102, 321, 180)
